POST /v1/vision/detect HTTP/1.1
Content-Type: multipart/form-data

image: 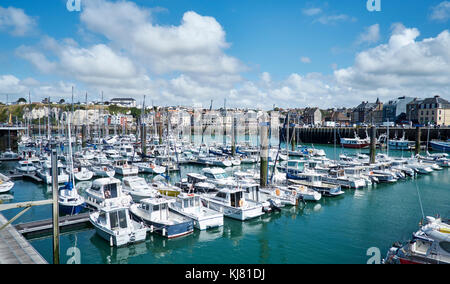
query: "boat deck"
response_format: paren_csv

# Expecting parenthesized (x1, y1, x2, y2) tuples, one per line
(0, 213, 47, 264)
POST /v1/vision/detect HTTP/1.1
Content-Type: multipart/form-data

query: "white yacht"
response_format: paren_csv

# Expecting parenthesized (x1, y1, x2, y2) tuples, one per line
(321, 169, 367, 189)
(384, 216, 450, 264)
(0, 173, 14, 194)
(202, 168, 237, 188)
(91, 165, 116, 178)
(134, 162, 166, 174)
(16, 160, 37, 173)
(114, 160, 139, 176)
(85, 177, 132, 210)
(169, 193, 224, 230)
(201, 188, 264, 221)
(90, 204, 147, 247)
(37, 161, 69, 185)
(74, 167, 94, 181)
(129, 197, 194, 239)
(122, 176, 159, 202)
(287, 184, 322, 201)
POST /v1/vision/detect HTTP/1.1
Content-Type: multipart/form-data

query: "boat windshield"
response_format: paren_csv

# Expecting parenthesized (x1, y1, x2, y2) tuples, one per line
(214, 173, 228, 179)
(104, 183, 118, 199)
(109, 210, 128, 230)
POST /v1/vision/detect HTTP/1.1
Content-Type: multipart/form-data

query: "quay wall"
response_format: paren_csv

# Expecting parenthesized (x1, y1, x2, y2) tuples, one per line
(280, 127, 450, 145)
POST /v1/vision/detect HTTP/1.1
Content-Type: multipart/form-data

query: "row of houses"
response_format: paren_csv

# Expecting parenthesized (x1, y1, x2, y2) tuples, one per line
(286, 95, 450, 127)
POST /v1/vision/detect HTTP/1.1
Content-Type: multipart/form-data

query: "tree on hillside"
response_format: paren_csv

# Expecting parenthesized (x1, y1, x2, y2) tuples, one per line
(17, 98, 27, 104)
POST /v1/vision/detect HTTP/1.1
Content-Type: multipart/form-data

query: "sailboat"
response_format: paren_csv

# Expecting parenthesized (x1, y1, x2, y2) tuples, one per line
(58, 119, 85, 215)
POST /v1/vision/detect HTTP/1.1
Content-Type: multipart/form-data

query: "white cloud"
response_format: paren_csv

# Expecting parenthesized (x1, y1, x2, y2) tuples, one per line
(335, 25, 450, 97)
(302, 8, 322, 16)
(0, 6, 36, 36)
(314, 14, 357, 25)
(80, 0, 245, 76)
(430, 1, 450, 22)
(356, 24, 380, 45)
(300, 57, 312, 63)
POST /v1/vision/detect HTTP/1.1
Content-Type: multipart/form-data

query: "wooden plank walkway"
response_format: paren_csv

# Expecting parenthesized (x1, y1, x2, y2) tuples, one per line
(15, 213, 91, 237)
(0, 213, 47, 264)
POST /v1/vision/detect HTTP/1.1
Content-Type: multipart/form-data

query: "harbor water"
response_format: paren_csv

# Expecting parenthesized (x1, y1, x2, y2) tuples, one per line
(1, 141, 449, 264)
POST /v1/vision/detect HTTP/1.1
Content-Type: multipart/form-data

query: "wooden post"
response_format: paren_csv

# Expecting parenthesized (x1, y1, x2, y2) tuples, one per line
(231, 116, 237, 156)
(260, 120, 269, 188)
(415, 126, 421, 155)
(370, 126, 376, 164)
(51, 143, 60, 264)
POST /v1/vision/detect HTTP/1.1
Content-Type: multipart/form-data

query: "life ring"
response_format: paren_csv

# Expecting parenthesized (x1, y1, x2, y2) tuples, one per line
(239, 199, 244, 207)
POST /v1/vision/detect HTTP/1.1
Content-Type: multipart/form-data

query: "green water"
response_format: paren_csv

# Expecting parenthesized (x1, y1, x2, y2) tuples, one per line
(1, 143, 449, 264)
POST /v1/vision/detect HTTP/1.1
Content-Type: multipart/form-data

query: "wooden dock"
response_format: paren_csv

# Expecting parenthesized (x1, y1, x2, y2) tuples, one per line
(14, 212, 92, 239)
(7, 171, 43, 183)
(0, 213, 47, 264)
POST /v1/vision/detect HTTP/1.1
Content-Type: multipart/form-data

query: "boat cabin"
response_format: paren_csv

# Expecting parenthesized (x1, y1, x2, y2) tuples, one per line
(213, 188, 245, 208)
(174, 193, 202, 212)
(187, 173, 207, 184)
(97, 206, 131, 232)
(202, 168, 229, 180)
(241, 183, 260, 203)
(139, 198, 173, 221)
(90, 178, 123, 200)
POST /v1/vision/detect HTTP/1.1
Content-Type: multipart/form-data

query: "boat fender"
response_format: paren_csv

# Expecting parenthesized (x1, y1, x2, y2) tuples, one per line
(162, 228, 166, 236)
(109, 236, 113, 247)
(239, 199, 244, 207)
(275, 189, 281, 196)
(150, 225, 154, 233)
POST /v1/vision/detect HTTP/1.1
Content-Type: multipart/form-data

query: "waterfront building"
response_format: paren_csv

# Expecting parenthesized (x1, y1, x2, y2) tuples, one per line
(418, 95, 450, 126)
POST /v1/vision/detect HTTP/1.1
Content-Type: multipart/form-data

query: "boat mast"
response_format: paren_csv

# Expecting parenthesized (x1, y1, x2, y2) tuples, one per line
(286, 111, 290, 183)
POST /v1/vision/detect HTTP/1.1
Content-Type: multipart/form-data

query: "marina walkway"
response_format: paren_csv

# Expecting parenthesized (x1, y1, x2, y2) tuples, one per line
(0, 213, 47, 264)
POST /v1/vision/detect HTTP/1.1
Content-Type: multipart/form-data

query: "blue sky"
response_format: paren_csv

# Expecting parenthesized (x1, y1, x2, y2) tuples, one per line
(0, 0, 449, 108)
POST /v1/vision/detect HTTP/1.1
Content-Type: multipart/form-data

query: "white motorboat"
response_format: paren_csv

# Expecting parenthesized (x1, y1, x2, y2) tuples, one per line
(37, 161, 69, 185)
(134, 162, 166, 174)
(114, 160, 139, 176)
(0, 173, 14, 194)
(169, 193, 224, 230)
(74, 167, 94, 181)
(130, 197, 194, 239)
(287, 184, 322, 202)
(91, 165, 116, 178)
(321, 169, 367, 189)
(90, 205, 147, 247)
(121, 176, 159, 202)
(384, 216, 450, 264)
(201, 188, 264, 221)
(202, 168, 237, 188)
(85, 177, 132, 210)
(15, 160, 37, 173)
(287, 172, 344, 197)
